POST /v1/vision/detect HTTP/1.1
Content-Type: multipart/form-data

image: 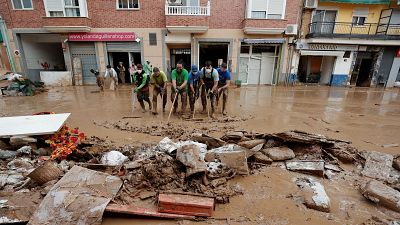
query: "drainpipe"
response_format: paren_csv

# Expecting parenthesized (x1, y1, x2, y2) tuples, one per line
(0, 16, 16, 72)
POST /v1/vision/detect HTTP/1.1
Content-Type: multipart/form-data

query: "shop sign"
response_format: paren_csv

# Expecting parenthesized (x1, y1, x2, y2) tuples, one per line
(68, 32, 136, 42)
(297, 42, 358, 51)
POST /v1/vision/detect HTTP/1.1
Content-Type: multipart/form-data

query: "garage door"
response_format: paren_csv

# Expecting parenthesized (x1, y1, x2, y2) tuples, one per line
(70, 42, 97, 84)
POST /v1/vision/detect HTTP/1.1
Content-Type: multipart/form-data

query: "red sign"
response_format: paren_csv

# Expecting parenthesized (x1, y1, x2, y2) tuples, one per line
(68, 32, 136, 42)
(396, 48, 400, 58)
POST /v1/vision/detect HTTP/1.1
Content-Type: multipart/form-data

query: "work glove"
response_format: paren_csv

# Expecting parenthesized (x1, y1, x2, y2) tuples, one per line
(175, 87, 180, 93)
(134, 88, 139, 93)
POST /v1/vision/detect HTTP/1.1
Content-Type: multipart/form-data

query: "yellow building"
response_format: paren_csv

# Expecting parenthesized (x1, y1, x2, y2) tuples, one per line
(293, 0, 400, 87)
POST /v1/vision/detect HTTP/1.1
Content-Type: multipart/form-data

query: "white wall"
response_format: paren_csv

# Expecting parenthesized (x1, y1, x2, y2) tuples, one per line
(332, 52, 353, 76)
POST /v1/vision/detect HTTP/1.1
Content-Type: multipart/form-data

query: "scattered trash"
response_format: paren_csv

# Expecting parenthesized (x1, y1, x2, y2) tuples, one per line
(382, 143, 399, 148)
(27, 161, 63, 185)
(101, 151, 128, 166)
(158, 193, 215, 217)
(360, 180, 400, 212)
(28, 166, 122, 225)
(296, 177, 331, 212)
(156, 137, 178, 154)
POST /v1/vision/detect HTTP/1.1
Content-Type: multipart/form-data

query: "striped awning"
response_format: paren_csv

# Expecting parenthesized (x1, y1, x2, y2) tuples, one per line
(242, 38, 285, 44)
(320, 0, 389, 4)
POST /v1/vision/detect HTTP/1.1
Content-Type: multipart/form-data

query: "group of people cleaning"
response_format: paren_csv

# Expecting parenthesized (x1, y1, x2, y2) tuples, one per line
(94, 60, 231, 118)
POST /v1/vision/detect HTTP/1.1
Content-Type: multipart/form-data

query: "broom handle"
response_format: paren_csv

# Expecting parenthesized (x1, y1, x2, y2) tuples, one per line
(168, 92, 178, 123)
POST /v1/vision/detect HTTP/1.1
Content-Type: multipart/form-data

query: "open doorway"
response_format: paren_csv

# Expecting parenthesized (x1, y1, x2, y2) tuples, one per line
(108, 52, 141, 83)
(170, 48, 191, 71)
(199, 43, 228, 68)
(351, 52, 375, 87)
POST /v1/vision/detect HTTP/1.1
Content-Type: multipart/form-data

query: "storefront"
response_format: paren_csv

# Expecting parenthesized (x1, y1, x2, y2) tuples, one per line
(68, 32, 141, 85)
(238, 39, 282, 85)
(296, 42, 357, 86)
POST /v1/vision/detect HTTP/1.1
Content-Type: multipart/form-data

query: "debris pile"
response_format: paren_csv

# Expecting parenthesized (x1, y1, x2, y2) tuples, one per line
(1, 119, 400, 223)
(1, 73, 46, 96)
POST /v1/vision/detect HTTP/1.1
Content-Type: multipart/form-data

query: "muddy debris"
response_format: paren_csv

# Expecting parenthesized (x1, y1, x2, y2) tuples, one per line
(360, 180, 400, 212)
(261, 146, 296, 161)
(296, 177, 331, 212)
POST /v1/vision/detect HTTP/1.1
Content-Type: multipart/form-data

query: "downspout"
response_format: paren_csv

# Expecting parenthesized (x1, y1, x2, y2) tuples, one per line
(0, 16, 16, 72)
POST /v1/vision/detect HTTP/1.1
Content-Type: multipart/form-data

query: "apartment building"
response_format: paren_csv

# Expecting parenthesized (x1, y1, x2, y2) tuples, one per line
(293, 0, 400, 87)
(0, 0, 301, 85)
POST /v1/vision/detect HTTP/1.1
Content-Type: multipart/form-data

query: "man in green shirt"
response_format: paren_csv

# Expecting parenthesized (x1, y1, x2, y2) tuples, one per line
(171, 62, 189, 114)
(133, 64, 151, 112)
(151, 67, 168, 114)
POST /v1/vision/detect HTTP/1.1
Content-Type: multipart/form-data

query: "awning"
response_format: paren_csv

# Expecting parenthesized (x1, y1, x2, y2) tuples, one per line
(300, 50, 345, 57)
(242, 38, 285, 44)
(320, 0, 389, 4)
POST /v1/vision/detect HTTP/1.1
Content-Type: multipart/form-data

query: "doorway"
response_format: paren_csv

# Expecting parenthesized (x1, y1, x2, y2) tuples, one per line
(199, 43, 229, 68)
(108, 52, 141, 83)
(357, 58, 373, 87)
(170, 48, 191, 72)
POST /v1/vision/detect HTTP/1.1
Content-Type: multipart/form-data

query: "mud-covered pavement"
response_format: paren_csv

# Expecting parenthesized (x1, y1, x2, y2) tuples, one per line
(1, 85, 400, 224)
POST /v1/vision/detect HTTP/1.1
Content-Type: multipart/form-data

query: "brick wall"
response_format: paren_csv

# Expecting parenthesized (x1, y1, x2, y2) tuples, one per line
(166, 15, 209, 27)
(300, 10, 312, 38)
(0, 0, 301, 30)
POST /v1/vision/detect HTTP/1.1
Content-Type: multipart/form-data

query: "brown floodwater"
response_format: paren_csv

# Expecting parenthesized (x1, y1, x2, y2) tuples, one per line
(1, 85, 400, 224)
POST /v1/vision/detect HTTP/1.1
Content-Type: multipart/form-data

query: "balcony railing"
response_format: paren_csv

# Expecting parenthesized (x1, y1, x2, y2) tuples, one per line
(165, 1, 210, 16)
(308, 22, 400, 39)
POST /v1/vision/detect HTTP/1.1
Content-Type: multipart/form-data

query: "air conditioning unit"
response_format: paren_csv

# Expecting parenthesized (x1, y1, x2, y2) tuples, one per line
(304, 0, 318, 9)
(168, 0, 183, 5)
(285, 24, 298, 35)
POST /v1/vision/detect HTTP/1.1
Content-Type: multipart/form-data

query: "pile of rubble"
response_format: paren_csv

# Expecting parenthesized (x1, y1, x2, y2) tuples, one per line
(0, 127, 399, 224)
(0, 73, 46, 96)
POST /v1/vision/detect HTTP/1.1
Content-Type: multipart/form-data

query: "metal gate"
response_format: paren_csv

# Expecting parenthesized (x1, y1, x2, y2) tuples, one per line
(70, 42, 97, 84)
(106, 42, 141, 52)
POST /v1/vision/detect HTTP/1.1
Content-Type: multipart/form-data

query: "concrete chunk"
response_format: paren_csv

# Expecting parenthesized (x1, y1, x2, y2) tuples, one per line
(238, 139, 266, 149)
(296, 177, 330, 212)
(361, 151, 393, 182)
(286, 160, 325, 177)
(205, 145, 248, 175)
(261, 146, 295, 161)
(360, 180, 400, 212)
(176, 144, 207, 177)
(253, 152, 273, 164)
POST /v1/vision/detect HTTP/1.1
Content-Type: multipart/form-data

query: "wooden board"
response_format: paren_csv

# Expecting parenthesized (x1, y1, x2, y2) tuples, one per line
(105, 204, 196, 220)
(0, 113, 70, 137)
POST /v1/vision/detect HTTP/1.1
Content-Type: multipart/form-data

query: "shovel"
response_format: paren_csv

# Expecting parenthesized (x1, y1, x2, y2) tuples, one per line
(131, 88, 137, 112)
(167, 92, 178, 124)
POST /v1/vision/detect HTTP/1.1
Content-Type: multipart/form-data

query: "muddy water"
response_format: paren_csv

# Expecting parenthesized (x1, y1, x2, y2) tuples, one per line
(1, 85, 400, 224)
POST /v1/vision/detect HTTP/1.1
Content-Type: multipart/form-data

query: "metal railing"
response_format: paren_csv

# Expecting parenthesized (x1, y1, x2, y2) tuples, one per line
(308, 22, 400, 38)
(165, 1, 210, 16)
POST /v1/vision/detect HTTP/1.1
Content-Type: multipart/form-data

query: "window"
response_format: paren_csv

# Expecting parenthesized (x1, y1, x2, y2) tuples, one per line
(12, 0, 33, 9)
(352, 8, 368, 25)
(117, 0, 139, 9)
(149, 33, 157, 46)
(352, 16, 366, 25)
(44, 0, 87, 17)
(240, 45, 250, 54)
(248, 0, 285, 19)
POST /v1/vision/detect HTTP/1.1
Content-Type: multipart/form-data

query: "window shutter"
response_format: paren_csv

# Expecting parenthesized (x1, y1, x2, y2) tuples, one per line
(252, 0, 268, 11)
(43, 0, 64, 12)
(268, 0, 284, 17)
(353, 8, 368, 17)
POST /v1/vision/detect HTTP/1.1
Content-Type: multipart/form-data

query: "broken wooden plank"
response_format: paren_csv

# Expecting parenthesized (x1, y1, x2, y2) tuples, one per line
(105, 204, 196, 220)
(28, 166, 122, 225)
(158, 193, 214, 217)
(0, 113, 70, 138)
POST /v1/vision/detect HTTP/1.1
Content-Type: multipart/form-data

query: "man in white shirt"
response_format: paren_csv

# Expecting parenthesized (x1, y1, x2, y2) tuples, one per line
(104, 65, 118, 90)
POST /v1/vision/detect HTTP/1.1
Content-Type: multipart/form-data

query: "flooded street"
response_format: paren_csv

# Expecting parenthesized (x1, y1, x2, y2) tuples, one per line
(1, 85, 400, 224)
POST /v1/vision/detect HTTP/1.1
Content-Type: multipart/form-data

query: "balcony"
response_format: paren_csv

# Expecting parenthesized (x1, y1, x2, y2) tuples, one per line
(307, 22, 400, 40)
(165, 1, 210, 33)
(243, 19, 288, 34)
(42, 17, 92, 33)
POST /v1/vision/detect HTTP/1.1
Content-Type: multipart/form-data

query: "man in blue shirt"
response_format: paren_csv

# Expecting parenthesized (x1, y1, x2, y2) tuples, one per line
(188, 65, 200, 114)
(216, 63, 231, 116)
